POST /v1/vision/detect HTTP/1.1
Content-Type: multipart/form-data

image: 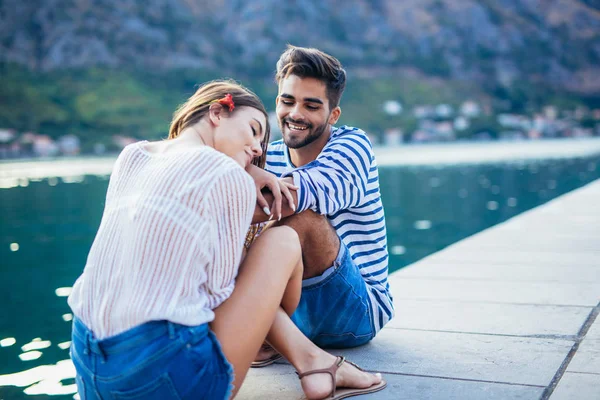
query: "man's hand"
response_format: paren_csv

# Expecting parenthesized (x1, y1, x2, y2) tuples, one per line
(246, 164, 298, 221)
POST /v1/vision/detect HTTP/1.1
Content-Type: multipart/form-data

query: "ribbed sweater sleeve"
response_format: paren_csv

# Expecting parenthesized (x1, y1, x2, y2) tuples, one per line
(205, 167, 256, 309)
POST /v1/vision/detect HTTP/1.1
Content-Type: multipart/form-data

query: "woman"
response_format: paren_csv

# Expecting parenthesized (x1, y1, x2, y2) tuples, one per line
(68, 80, 384, 399)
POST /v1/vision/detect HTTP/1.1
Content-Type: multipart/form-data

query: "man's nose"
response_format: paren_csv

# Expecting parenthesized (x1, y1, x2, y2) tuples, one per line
(288, 104, 305, 122)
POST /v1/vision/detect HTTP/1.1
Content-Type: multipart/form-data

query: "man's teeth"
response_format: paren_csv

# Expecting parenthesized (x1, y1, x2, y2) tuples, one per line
(288, 123, 308, 131)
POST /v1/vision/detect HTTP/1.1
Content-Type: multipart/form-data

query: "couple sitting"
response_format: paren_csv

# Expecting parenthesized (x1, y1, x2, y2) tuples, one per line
(67, 46, 393, 400)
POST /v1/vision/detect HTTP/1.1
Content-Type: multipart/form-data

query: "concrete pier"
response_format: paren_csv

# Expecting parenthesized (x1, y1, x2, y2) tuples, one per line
(238, 179, 600, 399)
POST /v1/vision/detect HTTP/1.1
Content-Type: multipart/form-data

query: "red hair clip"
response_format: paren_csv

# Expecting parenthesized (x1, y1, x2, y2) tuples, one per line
(211, 94, 235, 112)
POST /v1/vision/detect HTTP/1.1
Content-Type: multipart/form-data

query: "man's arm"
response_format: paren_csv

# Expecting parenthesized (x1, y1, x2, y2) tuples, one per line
(251, 177, 298, 224)
(283, 132, 373, 216)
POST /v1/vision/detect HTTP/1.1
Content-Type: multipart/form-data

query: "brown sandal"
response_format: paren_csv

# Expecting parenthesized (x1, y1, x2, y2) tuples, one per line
(297, 356, 387, 399)
(251, 344, 283, 368)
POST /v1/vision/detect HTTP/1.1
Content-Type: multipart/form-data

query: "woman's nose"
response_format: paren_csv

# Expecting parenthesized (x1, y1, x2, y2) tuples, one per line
(252, 141, 263, 157)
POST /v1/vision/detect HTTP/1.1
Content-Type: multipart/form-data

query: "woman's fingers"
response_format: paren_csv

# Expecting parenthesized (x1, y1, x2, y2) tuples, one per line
(256, 189, 273, 219)
(265, 179, 283, 221)
(279, 181, 296, 212)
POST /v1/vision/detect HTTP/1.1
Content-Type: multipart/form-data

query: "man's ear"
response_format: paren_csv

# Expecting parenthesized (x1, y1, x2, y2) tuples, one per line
(208, 103, 224, 126)
(329, 106, 341, 125)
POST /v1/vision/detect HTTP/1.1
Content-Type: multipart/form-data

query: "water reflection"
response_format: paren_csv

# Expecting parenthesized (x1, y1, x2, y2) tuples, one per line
(19, 351, 43, 361)
(379, 155, 600, 270)
(1, 338, 17, 347)
(22, 339, 51, 352)
(0, 359, 77, 397)
(0, 155, 599, 399)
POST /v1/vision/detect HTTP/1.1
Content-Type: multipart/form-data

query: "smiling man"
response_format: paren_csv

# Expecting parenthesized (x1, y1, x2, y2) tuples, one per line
(253, 46, 393, 363)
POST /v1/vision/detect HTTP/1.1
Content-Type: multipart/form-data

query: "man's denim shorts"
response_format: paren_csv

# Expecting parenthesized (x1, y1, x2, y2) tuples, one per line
(70, 317, 233, 400)
(291, 241, 375, 348)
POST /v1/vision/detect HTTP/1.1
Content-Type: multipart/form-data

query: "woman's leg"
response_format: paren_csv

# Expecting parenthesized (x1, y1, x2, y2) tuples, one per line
(266, 309, 382, 400)
(211, 226, 382, 399)
(210, 226, 304, 397)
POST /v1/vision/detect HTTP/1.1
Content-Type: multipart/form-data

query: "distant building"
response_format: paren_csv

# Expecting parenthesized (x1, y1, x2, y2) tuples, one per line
(543, 106, 558, 120)
(33, 135, 60, 157)
(527, 129, 542, 139)
(384, 128, 403, 146)
(112, 135, 138, 149)
(0, 129, 17, 158)
(574, 106, 588, 121)
(434, 121, 455, 140)
(498, 114, 531, 130)
(383, 100, 402, 116)
(572, 128, 593, 138)
(411, 129, 432, 143)
(58, 134, 81, 155)
(93, 143, 107, 155)
(454, 116, 469, 131)
(460, 101, 481, 118)
(413, 105, 435, 119)
(499, 130, 526, 141)
(435, 104, 453, 118)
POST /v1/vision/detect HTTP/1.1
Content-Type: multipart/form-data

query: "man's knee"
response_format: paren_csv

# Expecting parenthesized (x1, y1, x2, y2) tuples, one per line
(278, 210, 332, 233)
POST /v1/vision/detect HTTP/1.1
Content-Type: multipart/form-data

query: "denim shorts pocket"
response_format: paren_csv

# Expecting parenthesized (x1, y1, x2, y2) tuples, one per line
(111, 373, 181, 400)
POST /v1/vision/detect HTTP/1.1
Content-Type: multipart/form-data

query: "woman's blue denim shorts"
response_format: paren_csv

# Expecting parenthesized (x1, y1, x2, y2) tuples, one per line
(70, 317, 233, 400)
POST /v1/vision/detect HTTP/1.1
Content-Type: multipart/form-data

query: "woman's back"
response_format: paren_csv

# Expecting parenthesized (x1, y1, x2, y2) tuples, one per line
(68, 142, 256, 339)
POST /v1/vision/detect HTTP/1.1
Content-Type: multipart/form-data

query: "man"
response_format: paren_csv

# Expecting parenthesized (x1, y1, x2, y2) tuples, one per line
(252, 45, 393, 362)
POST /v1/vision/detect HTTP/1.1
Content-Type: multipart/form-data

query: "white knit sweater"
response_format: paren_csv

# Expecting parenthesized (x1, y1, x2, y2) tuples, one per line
(68, 141, 256, 339)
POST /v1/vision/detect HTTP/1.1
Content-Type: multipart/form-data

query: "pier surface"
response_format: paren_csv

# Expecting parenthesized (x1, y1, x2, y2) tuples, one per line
(237, 179, 600, 399)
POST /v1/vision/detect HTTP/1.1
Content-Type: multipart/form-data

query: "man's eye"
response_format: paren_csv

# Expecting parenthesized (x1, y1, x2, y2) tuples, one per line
(281, 100, 293, 105)
(307, 105, 319, 110)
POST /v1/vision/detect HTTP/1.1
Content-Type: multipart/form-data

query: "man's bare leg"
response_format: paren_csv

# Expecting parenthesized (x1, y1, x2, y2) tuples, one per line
(274, 210, 340, 279)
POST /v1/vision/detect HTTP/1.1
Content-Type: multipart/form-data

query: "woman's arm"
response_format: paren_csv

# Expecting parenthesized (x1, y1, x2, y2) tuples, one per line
(246, 164, 297, 223)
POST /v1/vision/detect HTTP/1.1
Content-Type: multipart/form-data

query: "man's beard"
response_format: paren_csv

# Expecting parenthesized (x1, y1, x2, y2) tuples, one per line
(279, 117, 330, 149)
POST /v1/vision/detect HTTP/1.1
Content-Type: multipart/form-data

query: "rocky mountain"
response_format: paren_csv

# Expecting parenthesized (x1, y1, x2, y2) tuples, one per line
(1, 0, 599, 95)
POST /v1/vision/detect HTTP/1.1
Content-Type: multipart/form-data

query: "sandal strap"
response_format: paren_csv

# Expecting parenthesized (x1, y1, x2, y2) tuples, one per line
(344, 359, 364, 372)
(296, 356, 346, 398)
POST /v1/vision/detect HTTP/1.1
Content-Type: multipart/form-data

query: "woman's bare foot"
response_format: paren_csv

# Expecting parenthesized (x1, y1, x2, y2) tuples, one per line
(299, 353, 382, 400)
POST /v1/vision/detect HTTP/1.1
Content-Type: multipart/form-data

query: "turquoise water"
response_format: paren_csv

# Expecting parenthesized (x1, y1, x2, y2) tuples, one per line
(0, 156, 599, 399)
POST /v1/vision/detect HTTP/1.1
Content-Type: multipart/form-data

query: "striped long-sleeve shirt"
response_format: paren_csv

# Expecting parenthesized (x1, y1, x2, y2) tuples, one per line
(68, 142, 256, 339)
(266, 125, 394, 332)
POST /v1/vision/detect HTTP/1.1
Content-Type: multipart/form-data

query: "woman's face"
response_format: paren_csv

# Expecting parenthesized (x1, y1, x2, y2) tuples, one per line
(213, 106, 267, 168)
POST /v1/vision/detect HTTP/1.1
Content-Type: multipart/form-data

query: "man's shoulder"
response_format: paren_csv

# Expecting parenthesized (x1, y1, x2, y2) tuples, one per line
(330, 125, 373, 149)
(326, 125, 374, 161)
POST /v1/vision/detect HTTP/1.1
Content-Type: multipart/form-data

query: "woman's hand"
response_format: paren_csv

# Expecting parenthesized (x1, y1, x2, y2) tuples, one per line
(246, 164, 298, 221)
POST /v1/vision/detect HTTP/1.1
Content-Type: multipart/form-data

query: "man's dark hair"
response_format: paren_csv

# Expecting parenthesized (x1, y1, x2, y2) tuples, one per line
(275, 45, 347, 109)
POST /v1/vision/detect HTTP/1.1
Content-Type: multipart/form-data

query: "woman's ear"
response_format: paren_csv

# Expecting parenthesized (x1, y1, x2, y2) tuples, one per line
(208, 103, 224, 126)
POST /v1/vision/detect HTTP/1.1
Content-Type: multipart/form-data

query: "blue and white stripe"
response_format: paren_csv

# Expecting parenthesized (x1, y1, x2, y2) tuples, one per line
(266, 125, 394, 333)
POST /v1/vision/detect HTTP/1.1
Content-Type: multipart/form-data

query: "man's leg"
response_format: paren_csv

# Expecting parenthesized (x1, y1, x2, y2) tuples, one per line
(273, 210, 340, 279)
(271, 209, 374, 350)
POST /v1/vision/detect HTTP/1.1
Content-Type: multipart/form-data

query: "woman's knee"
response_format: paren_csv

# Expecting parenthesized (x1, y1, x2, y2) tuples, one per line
(257, 226, 301, 259)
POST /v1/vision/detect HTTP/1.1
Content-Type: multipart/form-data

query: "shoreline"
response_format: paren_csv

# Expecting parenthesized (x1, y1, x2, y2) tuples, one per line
(1, 138, 600, 185)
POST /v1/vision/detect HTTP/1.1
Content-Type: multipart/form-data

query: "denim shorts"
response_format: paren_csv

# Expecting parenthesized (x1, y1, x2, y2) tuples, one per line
(291, 241, 375, 348)
(70, 318, 233, 400)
